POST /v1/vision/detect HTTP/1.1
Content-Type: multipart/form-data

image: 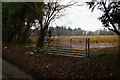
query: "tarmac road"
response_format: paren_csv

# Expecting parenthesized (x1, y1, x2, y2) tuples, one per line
(1, 58, 35, 79)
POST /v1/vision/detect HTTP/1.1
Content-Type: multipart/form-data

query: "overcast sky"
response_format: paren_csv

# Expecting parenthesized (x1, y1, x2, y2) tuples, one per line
(49, 0, 104, 31)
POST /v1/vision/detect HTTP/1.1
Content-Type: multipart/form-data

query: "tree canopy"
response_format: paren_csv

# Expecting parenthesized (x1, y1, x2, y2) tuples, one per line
(87, 0, 120, 36)
(2, 2, 44, 43)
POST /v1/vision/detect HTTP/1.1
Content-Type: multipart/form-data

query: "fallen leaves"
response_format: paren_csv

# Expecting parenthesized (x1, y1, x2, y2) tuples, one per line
(2, 44, 120, 79)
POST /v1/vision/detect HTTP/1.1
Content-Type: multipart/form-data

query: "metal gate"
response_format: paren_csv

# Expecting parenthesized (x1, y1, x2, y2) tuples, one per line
(44, 37, 90, 58)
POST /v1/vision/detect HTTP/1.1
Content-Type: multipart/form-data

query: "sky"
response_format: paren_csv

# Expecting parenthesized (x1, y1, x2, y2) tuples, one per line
(49, 0, 104, 31)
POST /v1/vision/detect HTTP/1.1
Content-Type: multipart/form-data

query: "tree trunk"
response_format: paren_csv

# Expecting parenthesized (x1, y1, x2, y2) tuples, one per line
(15, 22, 31, 44)
(37, 28, 47, 49)
(18, 31, 29, 43)
(6, 31, 14, 43)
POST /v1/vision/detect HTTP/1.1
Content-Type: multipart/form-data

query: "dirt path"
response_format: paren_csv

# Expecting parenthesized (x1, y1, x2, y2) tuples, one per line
(1, 58, 34, 79)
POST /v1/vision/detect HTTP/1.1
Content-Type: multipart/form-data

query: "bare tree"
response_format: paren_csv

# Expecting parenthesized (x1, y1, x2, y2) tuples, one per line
(33, 0, 77, 48)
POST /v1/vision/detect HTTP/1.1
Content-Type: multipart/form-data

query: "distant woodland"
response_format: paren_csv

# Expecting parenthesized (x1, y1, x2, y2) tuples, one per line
(30, 26, 116, 36)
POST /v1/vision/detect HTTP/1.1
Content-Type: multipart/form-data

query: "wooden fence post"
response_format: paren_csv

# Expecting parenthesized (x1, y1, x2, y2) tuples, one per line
(85, 38, 88, 57)
(87, 38, 90, 58)
(70, 39, 72, 49)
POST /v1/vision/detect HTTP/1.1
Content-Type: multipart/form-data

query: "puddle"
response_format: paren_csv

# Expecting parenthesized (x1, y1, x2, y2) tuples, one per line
(90, 43, 117, 48)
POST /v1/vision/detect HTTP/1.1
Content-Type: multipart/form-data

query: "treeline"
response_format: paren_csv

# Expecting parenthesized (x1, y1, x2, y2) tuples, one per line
(31, 26, 116, 36)
(49, 26, 86, 36)
(48, 26, 116, 36)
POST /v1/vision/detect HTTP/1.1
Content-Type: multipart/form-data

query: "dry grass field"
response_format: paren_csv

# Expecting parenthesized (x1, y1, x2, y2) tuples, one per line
(30, 35, 119, 43)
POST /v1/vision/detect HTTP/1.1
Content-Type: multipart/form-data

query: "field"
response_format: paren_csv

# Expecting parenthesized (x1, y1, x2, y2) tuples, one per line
(30, 35, 118, 43)
(29, 35, 118, 50)
(29, 35, 118, 56)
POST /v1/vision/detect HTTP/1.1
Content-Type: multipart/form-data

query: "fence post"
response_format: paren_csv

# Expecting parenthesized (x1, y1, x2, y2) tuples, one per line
(85, 38, 88, 57)
(56, 38, 58, 53)
(70, 39, 72, 49)
(87, 38, 90, 58)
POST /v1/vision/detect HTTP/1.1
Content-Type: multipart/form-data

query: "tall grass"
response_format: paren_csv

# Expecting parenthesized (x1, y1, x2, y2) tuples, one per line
(29, 35, 118, 43)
